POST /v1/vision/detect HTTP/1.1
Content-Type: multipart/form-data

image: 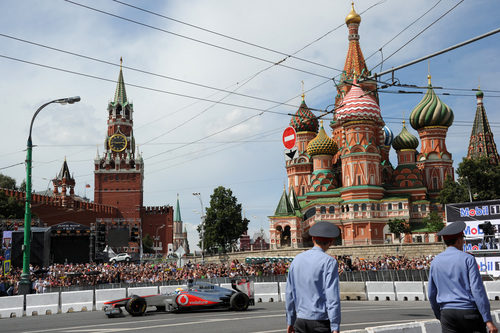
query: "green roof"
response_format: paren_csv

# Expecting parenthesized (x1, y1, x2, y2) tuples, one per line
(274, 188, 295, 216)
(114, 62, 128, 105)
(174, 195, 182, 222)
(410, 223, 431, 233)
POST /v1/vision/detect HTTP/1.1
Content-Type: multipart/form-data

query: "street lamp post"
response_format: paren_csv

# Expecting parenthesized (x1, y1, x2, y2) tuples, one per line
(19, 96, 81, 295)
(155, 224, 166, 257)
(192, 192, 205, 263)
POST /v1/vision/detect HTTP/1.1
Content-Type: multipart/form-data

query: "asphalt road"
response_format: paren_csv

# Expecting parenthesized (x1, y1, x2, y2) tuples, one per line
(3, 301, 500, 333)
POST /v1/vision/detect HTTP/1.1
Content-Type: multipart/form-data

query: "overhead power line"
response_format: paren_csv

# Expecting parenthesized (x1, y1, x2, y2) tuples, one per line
(64, 0, 332, 80)
(110, 0, 341, 72)
(373, 26, 500, 78)
(370, 0, 464, 72)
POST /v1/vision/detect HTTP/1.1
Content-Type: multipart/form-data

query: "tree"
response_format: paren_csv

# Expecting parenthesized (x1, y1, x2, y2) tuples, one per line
(142, 234, 154, 253)
(199, 186, 249, 253)
(0, 174, 17, 190)
(423, 211, 445, 233)
(0, 191, 24, 218)
(440, 157, 500, 204)
(387, 218, 411, 243)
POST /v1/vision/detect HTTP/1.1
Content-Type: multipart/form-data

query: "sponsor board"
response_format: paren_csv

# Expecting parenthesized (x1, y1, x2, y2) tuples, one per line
(475, 255, 500, 278)
(446, 200, 500, 256)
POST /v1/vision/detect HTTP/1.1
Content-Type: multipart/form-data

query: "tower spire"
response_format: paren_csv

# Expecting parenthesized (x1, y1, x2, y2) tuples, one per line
(174, 194, 182, 222)
(467, 90, 500, 165)
(114, 57, 127, 105)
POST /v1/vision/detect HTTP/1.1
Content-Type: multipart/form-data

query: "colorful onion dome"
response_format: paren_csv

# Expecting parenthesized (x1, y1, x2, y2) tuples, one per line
(335, 78, 382, 122)
(409, 75, 454, 130)
(345, 2, 361, 25)
(290, 99, 319, 133)
(392, 122, 419, 150)
(307, 121, 338, 156)
(383, 125, 393, 147)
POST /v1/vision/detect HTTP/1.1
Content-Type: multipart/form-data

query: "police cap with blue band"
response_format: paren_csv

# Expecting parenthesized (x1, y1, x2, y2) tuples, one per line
(437, 221, 466, 239)
(309, 221, 341, 239)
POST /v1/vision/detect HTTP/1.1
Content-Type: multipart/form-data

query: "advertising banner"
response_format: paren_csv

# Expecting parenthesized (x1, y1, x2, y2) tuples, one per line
(446, 200, 500, 251)
(447, 200, 500, 275)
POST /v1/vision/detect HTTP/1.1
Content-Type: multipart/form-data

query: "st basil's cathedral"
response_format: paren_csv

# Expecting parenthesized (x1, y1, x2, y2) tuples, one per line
(269, 4, 457, 248)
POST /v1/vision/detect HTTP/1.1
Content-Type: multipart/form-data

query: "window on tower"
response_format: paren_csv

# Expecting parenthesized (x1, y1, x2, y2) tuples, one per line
(361, 204, 366, 211)
(320, 206, 326, 214)
(116, 104, 122, 116)
(354, 204, 359, 212)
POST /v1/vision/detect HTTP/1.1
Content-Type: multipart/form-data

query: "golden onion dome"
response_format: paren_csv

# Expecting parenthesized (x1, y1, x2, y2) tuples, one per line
(307, 121, 338, 156)
(345, 2, 361, 25)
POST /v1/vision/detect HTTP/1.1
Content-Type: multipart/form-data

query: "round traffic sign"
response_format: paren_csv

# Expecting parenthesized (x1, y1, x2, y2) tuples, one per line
(282, 127, 296, 149)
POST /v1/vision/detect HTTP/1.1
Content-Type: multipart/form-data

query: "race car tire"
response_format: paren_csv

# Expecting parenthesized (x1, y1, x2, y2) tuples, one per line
(230, 292, 249, 311)
(125, 295, 147, 316)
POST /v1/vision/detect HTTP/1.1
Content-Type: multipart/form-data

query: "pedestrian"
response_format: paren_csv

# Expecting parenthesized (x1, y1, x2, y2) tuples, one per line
(428, 221, 498, 333)
(285, 222, 341, 333)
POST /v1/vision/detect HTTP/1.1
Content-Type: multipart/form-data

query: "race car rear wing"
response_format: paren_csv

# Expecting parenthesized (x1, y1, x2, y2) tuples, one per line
(231, 278, 254, 299)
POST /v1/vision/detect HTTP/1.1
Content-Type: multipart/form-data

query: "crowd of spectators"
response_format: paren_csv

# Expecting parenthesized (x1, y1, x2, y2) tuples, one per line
(0, 255, 433, 296)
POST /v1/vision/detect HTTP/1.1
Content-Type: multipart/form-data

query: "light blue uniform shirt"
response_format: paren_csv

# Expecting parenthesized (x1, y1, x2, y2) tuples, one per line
(428, 246, 492, 322)
(286, 246, 341, 332)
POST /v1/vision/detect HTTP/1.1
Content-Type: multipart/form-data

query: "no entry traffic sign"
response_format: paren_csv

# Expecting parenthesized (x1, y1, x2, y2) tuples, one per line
(282, 127, 296, 149)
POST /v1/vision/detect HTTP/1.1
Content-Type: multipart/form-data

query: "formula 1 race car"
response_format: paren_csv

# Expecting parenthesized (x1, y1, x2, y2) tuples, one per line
(103, 279, 254, 318)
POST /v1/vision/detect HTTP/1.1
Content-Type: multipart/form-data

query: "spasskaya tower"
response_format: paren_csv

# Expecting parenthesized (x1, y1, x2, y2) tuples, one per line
(94, 59, 144, 219)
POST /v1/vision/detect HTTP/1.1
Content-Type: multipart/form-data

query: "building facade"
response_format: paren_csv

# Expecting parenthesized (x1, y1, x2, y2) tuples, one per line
(269, 4, 453, 248)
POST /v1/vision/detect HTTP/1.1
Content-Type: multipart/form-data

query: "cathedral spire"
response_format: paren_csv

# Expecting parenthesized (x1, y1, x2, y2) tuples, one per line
(467, 90, 500, 165)
(174, 194, 182, 222)
(114, 57, 128, 105)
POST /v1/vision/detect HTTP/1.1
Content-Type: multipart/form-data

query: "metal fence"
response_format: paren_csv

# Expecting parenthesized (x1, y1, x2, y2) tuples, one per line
(45, 270, 432, 293)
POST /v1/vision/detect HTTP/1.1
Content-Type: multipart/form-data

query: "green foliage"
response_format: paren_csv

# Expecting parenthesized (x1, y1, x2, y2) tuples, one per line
(142, 234, 154, 254)
(19, 180, 26, 192)
(387, 218, 410, 243)
(0, 174, 17, 190)
(423, 211, 444, 233)
(0, 191, 24, 219)
(440, 157, 500, 204)
(198, 186, 249, 253)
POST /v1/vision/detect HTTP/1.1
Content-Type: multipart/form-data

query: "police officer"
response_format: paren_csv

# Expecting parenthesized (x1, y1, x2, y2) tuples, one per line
(428, 221, 498, 333)
(285, 222, 341, 333)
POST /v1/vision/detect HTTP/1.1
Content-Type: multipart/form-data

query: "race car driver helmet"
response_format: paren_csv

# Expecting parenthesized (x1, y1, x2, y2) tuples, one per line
(175, 287, 184, 294)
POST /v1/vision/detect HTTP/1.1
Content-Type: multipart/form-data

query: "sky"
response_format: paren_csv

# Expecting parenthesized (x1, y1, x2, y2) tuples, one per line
(1, 0, 500, 251)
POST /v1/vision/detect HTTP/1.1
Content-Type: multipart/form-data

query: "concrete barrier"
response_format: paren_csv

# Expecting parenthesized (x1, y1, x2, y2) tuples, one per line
(254, 282, 279, 303)
(127, 286, 158, 297)
(421, 319, 441, 333)
(484, 281, 500, 300)
(279, 282, 287, 303)
(95, 288, 126, 311)
(61, 290, 93, 313)
(0, 295, 24, 318)
(365, 322, 423, 333)
(340, 282, 367, 301)
(365, 282, 395, 301)
(159, 285, 187, 295)
(394, 282, 425, 301)
(423, 282, 429, 301)
(26, 292, 59, 316)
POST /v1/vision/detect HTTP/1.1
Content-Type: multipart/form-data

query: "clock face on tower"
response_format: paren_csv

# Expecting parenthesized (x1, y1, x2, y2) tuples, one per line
(109, 133, 128, 152)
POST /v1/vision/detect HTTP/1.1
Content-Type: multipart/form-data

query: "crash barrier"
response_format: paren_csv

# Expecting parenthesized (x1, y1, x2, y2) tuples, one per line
(26, 292, 59, 316)
(127, 286, 159, 297)
(45, 270, 434, 293)
(0, 295, 23, 318)
(339, 269, 429, 282)
(340, 282, 367, 301)
(95, 288, 126, 311)
(344, 311, 500, 333)
(254, 282, 279, 303)
(279, 282, 287, 302)
(394, 282, 425, 301)
(365, 282, 396, 301)
(159, 285, 187, 295)
(60, 290, 93, 313)
(484, 281, 500, 300)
